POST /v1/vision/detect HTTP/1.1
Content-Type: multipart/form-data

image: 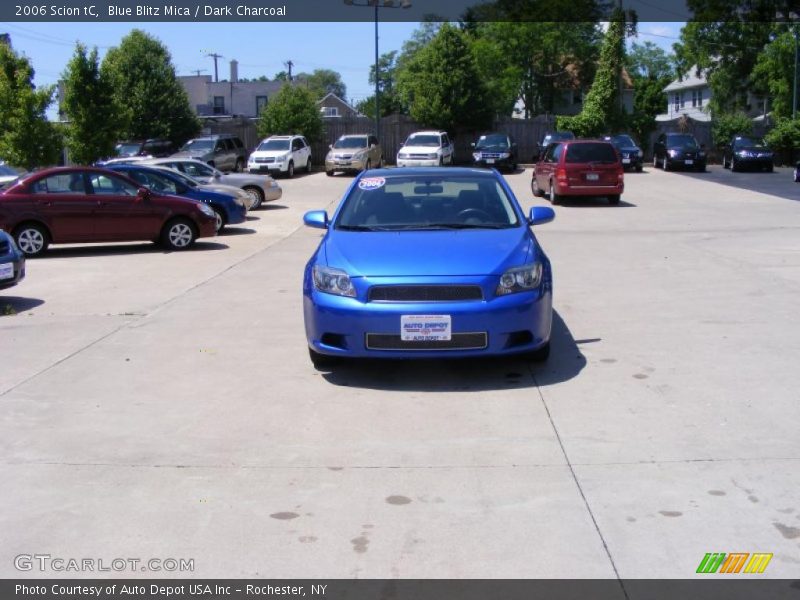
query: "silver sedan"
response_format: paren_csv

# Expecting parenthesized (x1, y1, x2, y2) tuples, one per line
(142, 157, 282, 209)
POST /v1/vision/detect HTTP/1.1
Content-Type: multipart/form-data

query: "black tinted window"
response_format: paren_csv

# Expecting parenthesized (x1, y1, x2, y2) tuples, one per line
(564, 143, 617, 164)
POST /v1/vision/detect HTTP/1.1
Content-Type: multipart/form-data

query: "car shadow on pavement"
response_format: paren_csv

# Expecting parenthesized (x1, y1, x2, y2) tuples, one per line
(319, 310, 585, 391)
(665, 165, 798, 201)
(259, 204, 289, 211)
(0, 296, 44, 315)
(219, 227, 256, 236)
(557, 197, 637, 208)
(41, 241, 229, 259)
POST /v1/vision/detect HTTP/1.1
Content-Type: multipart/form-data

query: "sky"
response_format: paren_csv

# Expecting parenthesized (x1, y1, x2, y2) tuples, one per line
(0, 20, 684, 118)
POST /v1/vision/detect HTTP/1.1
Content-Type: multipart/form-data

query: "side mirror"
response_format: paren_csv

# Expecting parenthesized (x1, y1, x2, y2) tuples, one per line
(329, 144, 333, 149)
(470, 142, 476, 148)
(303, 210, 329, 229)
(528, 206, 555, 226)
(136, 187, 151, 201)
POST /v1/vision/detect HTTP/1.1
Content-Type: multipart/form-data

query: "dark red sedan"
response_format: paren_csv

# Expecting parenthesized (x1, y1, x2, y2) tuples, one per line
(0, 166, 217, 256)
(531, 139, 624, 205)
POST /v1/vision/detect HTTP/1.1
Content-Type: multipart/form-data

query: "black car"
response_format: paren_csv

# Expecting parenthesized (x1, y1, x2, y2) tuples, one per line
(653, 133, 706, 172)
(534, 131, 575, 161)
(602, 134, 643, 172)
(722, 135, 774, 172)
(471, 132, 518, 172)
(0, 229, 25, 290)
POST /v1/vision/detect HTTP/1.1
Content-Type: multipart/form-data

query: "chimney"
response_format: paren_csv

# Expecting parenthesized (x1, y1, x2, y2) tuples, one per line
(229, 59, 238, 84)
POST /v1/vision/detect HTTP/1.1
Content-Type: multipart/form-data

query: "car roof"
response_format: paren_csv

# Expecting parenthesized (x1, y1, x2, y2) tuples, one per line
(360, 166, 497, 178)
(408, 130, 445, 135)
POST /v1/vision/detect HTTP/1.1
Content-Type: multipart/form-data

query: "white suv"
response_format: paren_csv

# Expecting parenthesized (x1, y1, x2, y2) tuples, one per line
(248, 135, 312, 178)
(396, 131, 454, 167)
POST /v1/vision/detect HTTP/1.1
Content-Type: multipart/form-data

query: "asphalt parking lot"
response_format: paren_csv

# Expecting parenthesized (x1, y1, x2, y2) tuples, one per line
(1, 165, 799, 579)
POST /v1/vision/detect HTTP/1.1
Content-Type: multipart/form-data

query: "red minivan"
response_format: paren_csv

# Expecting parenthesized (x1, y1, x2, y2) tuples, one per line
(532, 140, 624, 205)
(0, 167, 217, 256)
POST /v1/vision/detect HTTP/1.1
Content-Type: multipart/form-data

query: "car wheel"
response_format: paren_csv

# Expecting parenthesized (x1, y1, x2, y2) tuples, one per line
(306, 156, 312, 173)
(731, 157, 738, 172)
(635, 163, 643, 173)
(234, 158, 244, 173)
(212, 208, 225, 233)
(161, 218, 197, 250)
(243, 186, 264, 210)
(286, 161, 294, 178)
(549, 180, 560, 205)
(326, 170, 334, 177)
(526, 341, 550, 363)
(439, 156, 444, 167)
(662, 156, 670, 171)
(532, 176, 544, 197)
(14, 223, 49, 257)
(608, 194, 621, 205)
(766, 164, 774, 173)
(653, 154, 659, 168)
(696, 162, 706, 173)
(795, 167, 800, 182)
(309, 347, 338, 369)
(723, 156, 729, 169)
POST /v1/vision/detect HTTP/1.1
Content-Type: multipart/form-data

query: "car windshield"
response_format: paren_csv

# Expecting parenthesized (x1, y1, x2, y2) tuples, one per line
(733, 136, 766, 148)
(609, 135, 636, 147)
(333, 137, 368, 149)
(475, 134, 509, 149)
(667, 135, 698, 148)
(406, 134, 441, 147)
(0, 165, 19, 177)
(157, 167, 199, 188)
(126, 169, 180, 195)
(180, 139, 215, 152)
(565, 143, 618, 164)
(115, 143, 143, 157)
(257, 139, 291, 151)
(335, 175, 520, 231)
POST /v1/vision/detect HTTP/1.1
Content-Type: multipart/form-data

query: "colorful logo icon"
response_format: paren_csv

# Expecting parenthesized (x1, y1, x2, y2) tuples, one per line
(696, 552, 772, 574)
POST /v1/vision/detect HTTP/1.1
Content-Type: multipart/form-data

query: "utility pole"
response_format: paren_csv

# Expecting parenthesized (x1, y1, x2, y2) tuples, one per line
(794, 25, 798, 119)
(205, 52, 223, 82)
(284, 60, 294, 81)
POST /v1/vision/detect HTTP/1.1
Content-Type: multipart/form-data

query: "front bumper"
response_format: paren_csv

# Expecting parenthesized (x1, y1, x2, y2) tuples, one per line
(326, 158, 367, 172)
(396, 158, 439, 168)
(0, 254, 25, 289)
(304, 275, 553, 359)
(473, 157, 514, 170)
(620, 156, 643, 170)
(249, 161, 288, 174)
(665, 155, 705, 169)
(733, 156, 774, 169)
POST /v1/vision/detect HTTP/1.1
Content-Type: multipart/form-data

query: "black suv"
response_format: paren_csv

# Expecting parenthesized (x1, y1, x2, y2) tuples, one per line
(471, 132, 518, 172)
(602, 133, 643, 172)
(653, 133, 706, 172)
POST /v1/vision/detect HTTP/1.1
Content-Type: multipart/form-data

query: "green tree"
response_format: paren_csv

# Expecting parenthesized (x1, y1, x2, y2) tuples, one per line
(751, 29, 796, 119)
(711, 112, 753, 145)
(295, 69, 347, 101)
(62, 43, 118, 164)
(625, 41, 673, 147)
(626, 41, 673, 80)
(396, 23, 492, 133)
(257, 84, 323, 142)
(558, 12, 630, 136)
(764, 117, 800, 158)
(100, 29, 199, 145)
(0, 44, 61, 169)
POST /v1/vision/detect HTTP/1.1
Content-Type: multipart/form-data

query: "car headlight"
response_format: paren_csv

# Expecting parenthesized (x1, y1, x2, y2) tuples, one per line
(313, 265, 356, 298)
(398, 152, 408, 159)
(668, 149, 679, 158)
(427, 153, 438, 159)
(496, 264, 542, 296)
(473, 152, 482, 160)
(198, 204, 215, 218)
(737, 150, 750, 157)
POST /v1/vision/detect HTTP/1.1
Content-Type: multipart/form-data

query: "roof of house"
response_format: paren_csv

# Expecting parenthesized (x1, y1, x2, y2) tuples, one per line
(664, 67, 708, 92)
(316, 92, 361, 114)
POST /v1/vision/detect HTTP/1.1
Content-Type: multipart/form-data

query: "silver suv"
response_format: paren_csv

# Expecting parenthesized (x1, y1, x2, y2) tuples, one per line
(171, 134, 247, 173)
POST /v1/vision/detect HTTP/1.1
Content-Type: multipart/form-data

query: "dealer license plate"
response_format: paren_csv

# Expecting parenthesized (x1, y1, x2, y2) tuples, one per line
(685, 159, 694, 165)
(586, 173, 599, 181)
(0, 263, 13, 280)
(486, 159, 495, 164)
(622, 158, 631, 164)
(401, 315, 451, 341)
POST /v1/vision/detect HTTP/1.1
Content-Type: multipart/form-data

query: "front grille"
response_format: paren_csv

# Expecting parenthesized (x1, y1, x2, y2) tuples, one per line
(368, 285, 483, 302)
(366, 332, 488, 351)
(255, 157, 275, 163)
(409, 153, 434, 159)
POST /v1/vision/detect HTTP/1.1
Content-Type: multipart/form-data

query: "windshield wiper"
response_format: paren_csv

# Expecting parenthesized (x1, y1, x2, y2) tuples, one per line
(401, 223, 509, 230)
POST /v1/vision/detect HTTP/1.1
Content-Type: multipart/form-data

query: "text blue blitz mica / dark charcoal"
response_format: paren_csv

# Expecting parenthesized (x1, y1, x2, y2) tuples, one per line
(302, 167, 555, 367)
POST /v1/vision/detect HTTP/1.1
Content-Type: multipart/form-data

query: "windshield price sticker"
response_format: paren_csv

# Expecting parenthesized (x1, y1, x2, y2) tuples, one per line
(358, 177, 385, 191)
(401, 315, 452, 341)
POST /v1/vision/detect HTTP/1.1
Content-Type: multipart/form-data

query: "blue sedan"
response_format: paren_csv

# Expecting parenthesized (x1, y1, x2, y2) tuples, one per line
(108, 164, 246, 233)
(0, 229, 25, 290)
(302, 167, 555, 367)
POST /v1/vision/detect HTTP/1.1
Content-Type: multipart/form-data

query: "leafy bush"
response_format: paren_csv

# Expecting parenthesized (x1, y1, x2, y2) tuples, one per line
(764, 117, 800, 155)
(257, 84, 323, 142)
(711, 112, 753, 146)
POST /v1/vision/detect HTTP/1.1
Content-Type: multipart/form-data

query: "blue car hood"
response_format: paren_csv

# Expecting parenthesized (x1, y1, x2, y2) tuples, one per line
(323, 228, 534, 277)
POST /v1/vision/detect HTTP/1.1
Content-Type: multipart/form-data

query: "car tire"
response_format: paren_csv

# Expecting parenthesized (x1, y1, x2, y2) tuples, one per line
(653, 155, 659, 168)
(549, 180, 560, 205)
(309, 347, 338, 369)
(608, 194, 621, 205)
(326, 170, 334, 177)
(526, 341, 550, 363)
(234, 158, 244, 173)
(160, 218, 197, 251)
(306, 156, 312, 174)
(662, 156, 670, 171)
(696, 162, 706, 173)
(795, 167, 800, 182)
(14, 222, 50, 257)
(532, 176, 544, 197)
(439, 156, 444, 167)
(212, 208, 225, 233)
(286, 161, 294, 178)
(243, 186, 264, 210)
(731, 157, 738, 172)
(635, 163, 643, 173)
(723, 156, 729, 169)
(766, 164, 774, 173)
